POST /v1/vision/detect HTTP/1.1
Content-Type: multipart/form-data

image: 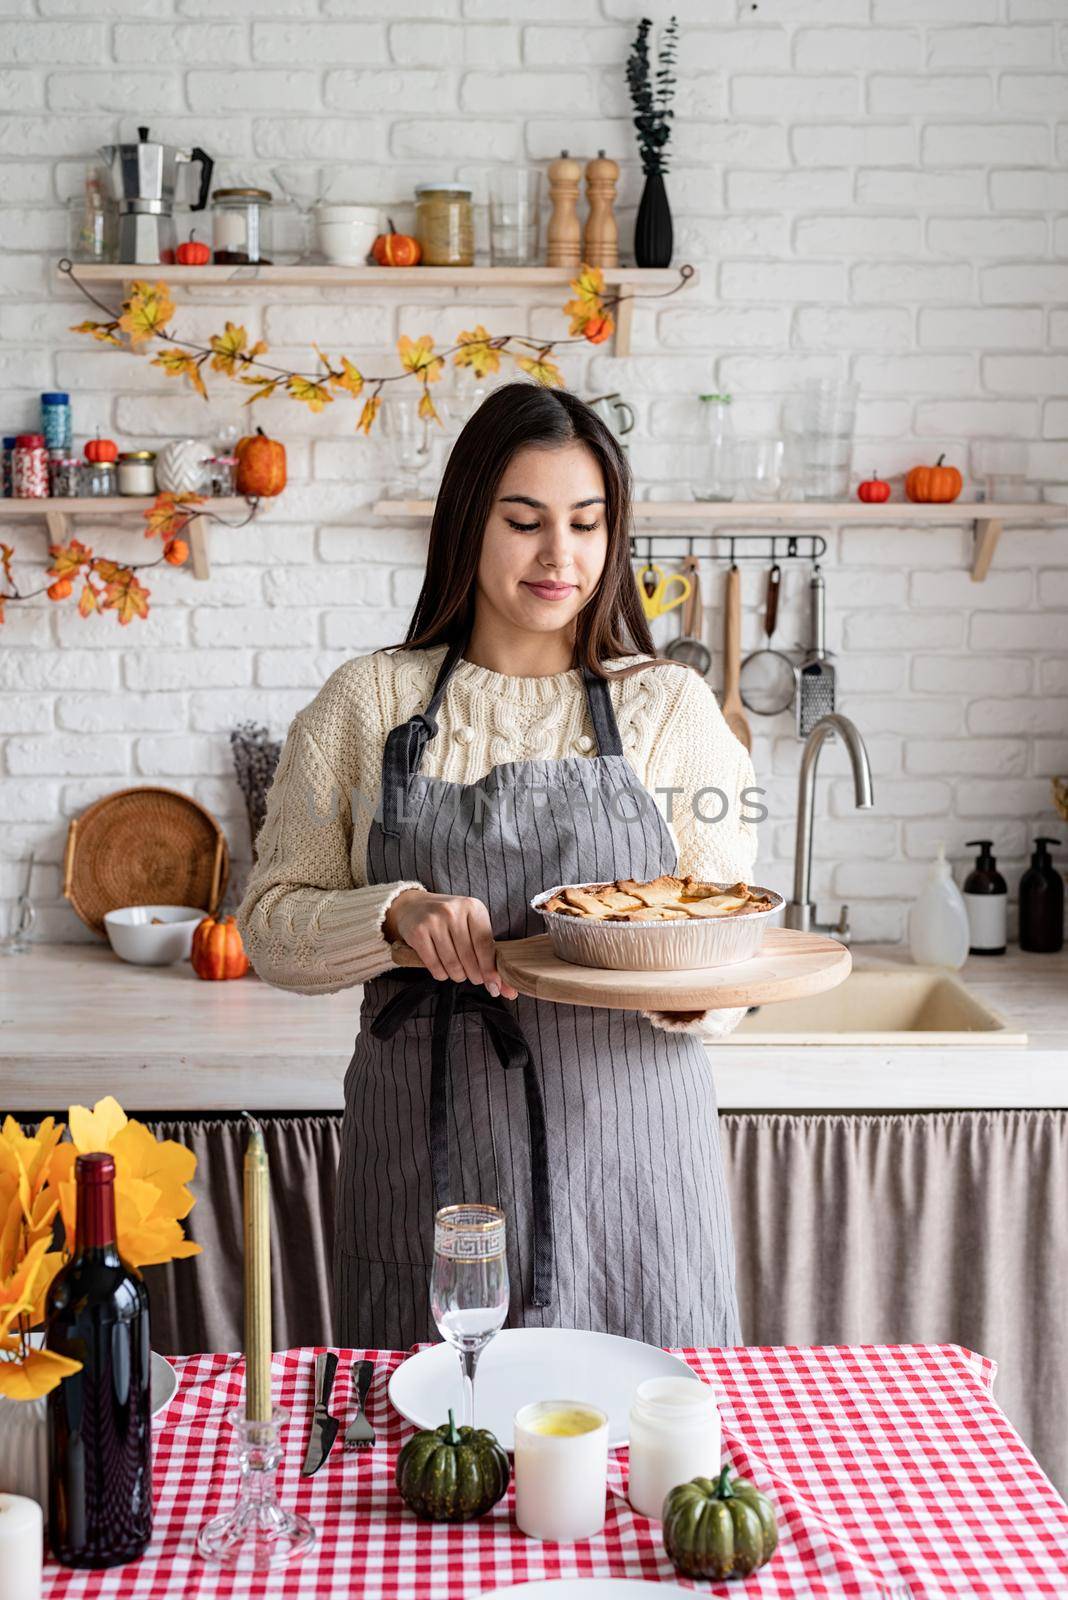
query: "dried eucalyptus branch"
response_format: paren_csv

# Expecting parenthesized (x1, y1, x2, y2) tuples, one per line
(626, 15, 678, 177)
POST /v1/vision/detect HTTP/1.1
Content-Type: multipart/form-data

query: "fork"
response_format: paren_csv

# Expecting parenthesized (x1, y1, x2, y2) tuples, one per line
(343, 1359, 376, 1450)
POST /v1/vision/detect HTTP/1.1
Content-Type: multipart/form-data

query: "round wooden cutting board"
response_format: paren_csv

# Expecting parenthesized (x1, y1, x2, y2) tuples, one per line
(392, 925, 851, 1011)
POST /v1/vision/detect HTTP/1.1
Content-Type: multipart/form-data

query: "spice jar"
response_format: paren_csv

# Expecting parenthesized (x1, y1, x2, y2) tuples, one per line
(212, 188, 273, 265)
(206, 454, 237, 496)
(49, 456, 81, 498)
(12, 434, 49, 498)
(415, 184, 474, 267)
(41, 392, 72, 455)
(117, 450, 157, 496)
(84, 460, 116, 497)
(627, 1378, 721, 1520)
(2, 437, 17, 497)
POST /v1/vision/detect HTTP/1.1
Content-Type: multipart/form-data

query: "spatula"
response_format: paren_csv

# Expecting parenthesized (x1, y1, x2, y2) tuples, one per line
(721, 563, 752, 751)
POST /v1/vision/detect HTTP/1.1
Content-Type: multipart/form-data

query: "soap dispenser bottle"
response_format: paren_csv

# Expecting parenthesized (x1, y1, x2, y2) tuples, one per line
(1019, 837, 1063, 953)
(908, 842, 970, 969)
(963, 840, 1007, 956)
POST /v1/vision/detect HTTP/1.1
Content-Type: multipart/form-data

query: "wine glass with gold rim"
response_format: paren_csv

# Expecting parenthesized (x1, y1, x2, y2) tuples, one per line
(430, 1204, 509, 1430)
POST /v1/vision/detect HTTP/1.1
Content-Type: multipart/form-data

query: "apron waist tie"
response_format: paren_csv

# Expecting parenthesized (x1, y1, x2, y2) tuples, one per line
(370, 971, 554, 1309)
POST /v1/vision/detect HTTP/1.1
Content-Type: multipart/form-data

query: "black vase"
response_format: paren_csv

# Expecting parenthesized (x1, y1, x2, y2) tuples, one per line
(634, 171, 673, 268)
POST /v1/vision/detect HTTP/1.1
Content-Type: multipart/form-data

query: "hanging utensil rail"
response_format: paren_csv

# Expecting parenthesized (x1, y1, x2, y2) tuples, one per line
(629, 531, 827, 564)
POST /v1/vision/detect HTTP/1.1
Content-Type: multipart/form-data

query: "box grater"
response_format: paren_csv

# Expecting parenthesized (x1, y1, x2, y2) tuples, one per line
(796, 565, 836, 737)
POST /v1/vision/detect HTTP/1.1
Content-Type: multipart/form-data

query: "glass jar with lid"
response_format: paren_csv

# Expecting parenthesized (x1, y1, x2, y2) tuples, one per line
(84, 460, 117, 497)
(49, 456, 81, 498)
(117, 450, 157, 496)
(694, 393, 736, 503)
(415, 184, 474, 267)
(212, 188, 273, 265)
(627, 1377, 721, 1519)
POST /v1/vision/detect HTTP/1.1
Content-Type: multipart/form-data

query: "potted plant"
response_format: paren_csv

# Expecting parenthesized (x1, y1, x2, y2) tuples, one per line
(0, 1098, 200, 1515)
(626, 15, 678, 268)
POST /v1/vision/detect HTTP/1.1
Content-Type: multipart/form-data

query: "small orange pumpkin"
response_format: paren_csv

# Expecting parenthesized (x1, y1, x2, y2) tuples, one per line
(905, 453, 962, 504)
(235, 427, 286, 498)
(191, 913, 249, 981)
(84, 434, 118, 464)
(164, 538, 189, 565)
(372, 218, 422, 267)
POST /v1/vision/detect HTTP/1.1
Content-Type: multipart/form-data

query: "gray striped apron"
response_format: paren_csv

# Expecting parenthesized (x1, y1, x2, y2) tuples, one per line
(333, 644, 741, 1351)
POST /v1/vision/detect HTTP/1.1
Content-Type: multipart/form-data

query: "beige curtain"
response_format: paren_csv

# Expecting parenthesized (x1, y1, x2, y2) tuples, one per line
(140, 1109, 1068, 1501)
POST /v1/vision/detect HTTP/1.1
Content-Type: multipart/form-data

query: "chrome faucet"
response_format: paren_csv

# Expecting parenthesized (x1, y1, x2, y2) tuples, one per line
(785, 713, 874, 942)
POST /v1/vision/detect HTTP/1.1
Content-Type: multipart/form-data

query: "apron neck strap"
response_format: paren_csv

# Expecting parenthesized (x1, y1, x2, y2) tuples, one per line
(582, 668, 624, 758)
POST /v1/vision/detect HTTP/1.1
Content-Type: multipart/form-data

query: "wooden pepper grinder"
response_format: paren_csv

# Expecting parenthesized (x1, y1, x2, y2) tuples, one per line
(583, 151, 619, 269)
(547, 150, 583, 268)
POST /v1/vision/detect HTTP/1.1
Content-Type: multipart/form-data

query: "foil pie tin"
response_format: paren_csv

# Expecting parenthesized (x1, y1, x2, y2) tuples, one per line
(531, 881, 785, 972)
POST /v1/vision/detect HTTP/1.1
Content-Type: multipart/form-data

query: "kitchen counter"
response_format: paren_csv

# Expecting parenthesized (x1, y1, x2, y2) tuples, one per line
(2, 941, 1065, 1112)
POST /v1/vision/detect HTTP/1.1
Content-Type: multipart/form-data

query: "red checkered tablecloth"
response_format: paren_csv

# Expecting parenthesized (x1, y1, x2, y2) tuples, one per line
(41, 1342, 1068, 1599)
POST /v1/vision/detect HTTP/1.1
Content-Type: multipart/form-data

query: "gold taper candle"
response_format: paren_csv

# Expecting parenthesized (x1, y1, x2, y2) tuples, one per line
(243, 1123, 272, 1422)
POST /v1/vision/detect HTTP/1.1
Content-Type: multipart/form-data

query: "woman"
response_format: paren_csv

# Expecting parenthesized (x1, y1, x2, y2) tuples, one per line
(237, 383, 760, 1352)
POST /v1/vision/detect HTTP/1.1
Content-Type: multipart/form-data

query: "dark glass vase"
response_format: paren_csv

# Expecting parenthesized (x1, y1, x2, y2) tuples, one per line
(634, 171, 673, 268)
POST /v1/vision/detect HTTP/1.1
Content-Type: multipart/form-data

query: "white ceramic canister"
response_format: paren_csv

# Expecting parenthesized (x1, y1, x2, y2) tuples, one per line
(627, 1376, 721, 1520)
(155, 438, 209, 495)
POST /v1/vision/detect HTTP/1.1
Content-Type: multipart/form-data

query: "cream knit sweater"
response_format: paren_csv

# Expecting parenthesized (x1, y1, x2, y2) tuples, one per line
(236, 646, 760, 1039)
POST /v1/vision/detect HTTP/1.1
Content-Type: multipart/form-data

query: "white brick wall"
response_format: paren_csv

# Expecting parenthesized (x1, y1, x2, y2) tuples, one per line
(1, 0, 1066, 947)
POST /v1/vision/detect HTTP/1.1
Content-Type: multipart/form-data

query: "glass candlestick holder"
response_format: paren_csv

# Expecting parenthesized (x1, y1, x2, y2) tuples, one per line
(197, 1406, 314, 1571)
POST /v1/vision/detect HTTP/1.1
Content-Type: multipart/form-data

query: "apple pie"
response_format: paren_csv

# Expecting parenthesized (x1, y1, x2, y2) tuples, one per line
(541, 874, 776, 923)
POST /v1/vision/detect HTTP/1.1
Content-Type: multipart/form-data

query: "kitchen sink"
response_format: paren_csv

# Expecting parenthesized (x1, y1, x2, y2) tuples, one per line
(733, 966, 1026, 1046)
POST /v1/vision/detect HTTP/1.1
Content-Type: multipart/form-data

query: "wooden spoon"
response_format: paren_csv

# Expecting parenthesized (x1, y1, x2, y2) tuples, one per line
(721, 564, 752, 751)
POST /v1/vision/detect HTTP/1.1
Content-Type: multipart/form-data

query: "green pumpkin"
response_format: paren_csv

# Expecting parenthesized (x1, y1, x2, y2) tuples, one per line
(395, 1410, 511, 1523)
(662, 1467, 778, 1581)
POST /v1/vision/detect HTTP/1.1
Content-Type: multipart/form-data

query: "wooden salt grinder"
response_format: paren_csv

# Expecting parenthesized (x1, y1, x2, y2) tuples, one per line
(583, 151, 619, 269)
(547, 150, 583, 268)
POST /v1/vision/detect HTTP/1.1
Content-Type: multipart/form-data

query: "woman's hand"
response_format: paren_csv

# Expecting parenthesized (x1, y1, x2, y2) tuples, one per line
(384, 889, 518, 1000)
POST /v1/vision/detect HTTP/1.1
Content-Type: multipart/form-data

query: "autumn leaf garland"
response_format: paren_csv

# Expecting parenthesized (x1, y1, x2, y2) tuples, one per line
(2, 261, 692, 625)
(62, 264, 633, 436)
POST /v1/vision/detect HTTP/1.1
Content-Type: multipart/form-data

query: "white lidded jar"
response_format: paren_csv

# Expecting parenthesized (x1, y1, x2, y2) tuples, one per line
(627, 1377, 721, 1520)
(908, 842, 970, 970)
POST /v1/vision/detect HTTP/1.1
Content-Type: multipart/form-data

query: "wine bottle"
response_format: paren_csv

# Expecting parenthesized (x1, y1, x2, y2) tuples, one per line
(45, 1152, 153, 1568)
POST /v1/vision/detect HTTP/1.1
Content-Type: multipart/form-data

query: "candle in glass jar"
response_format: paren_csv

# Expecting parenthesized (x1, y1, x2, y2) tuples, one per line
(513, 1400, 609, 1541)
(0, 1495, 43, 1600)
(627, 1376, 721, 1519)
(243, 1124, 272, 1422)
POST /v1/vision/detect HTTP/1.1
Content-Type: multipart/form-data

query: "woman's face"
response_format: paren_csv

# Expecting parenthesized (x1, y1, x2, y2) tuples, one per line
(475, 441, 609, 638)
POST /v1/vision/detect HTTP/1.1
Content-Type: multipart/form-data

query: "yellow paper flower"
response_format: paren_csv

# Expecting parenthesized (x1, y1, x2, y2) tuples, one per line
(2, 1097, 203, 1399)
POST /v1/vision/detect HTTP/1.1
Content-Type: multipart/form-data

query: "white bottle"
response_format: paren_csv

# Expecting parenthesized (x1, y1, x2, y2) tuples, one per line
(908, 843, 970, 970)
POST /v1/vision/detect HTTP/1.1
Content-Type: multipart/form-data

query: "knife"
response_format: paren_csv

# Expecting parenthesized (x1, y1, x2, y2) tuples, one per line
(300, 1350, 339, 1477)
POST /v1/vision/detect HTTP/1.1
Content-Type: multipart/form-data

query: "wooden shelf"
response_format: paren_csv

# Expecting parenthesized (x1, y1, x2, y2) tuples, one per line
(373, 498, 1065, 582)
(61, 263, 695, 358)
(0, 497, 251, 581)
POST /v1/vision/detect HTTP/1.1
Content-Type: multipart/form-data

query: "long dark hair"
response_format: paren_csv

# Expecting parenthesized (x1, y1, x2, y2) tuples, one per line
(402, 382, 656, 676)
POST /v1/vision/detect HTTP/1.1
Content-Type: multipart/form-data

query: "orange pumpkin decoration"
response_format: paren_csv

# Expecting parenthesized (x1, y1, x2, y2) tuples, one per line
(47, 577, 73, 601)
(905, 453, 962, 504)
(84, 434, 118, 464)
(372, 218, 422, 267)
(164, 538, 189, 565)
(235, 427, 286, 498)
(583, 313, 612, 345)
(191, 912, 249, 981)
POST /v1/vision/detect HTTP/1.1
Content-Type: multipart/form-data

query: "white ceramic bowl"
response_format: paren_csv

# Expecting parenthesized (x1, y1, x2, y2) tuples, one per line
(103, 904, 205, 966)
(315, 203, 380, 225)
(316, 210, 379, 265)
(531, 881, 784, 972)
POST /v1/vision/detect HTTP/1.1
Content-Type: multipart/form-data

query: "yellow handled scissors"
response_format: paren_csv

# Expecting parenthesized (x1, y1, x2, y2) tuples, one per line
(636, 563, 694, 621)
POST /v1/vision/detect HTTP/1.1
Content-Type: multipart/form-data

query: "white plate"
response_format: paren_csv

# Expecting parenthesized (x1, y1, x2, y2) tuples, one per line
(479, 1583, 691, 1599)
(150, 1350, 178, 1417)
(389, 1328, 695, 1451)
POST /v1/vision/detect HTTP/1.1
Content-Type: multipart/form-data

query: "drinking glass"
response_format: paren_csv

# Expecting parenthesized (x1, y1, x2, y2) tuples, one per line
(381, 393, 440, 495)
(489, 169, 542, 266)
(972, 440, 1028, 503)
(430, 1204, 509, 1429)
(735, 438, 785, 501)
(801, 378, 858, 500)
